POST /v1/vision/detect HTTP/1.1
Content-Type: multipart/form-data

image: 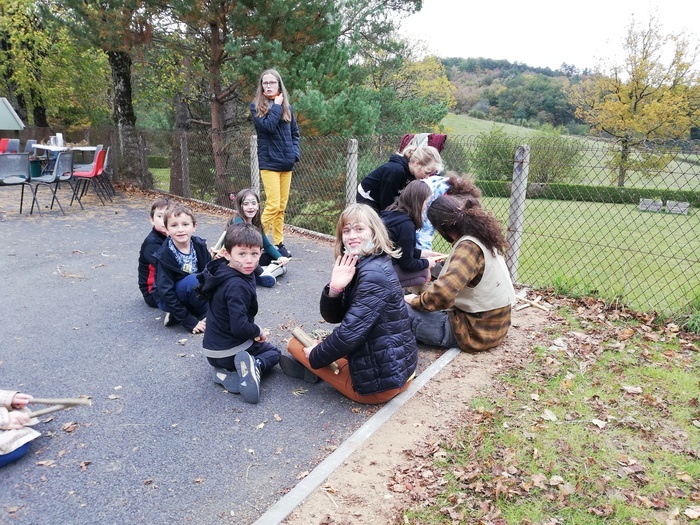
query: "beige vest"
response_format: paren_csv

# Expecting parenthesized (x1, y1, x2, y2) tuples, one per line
(440, 235, 515, 313)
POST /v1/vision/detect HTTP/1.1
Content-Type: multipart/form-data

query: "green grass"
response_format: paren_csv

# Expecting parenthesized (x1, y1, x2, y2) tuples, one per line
(429, 196, 700, 315)
(151, 168, 170, 191)
(441, 114, 540, 138)
(401, 307, 700, 524)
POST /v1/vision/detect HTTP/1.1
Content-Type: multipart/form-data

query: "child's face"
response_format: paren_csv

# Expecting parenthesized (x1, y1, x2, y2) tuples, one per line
(166, 213, 197, 247)
(342, 220, 373, 256)
(150, 206, 168, 235)
(240, 195, 259, 222)
(225, 244, 261, 275)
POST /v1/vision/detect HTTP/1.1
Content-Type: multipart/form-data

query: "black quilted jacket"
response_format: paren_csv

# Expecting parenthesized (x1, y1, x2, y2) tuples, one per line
(309, 254, 418, 395)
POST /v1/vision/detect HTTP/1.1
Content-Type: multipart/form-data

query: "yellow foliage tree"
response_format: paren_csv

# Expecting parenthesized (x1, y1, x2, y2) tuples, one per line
(569, 16, 700, 186)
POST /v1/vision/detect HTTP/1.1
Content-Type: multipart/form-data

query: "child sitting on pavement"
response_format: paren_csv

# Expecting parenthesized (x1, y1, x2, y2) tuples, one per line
(153, 204, 210, 333)
(138, 197, 172, 308)
(281, 204, 418, 404)
(1, 390, 40, 468)
(213, 189, 289, 288)
(197, 223, 281, 404)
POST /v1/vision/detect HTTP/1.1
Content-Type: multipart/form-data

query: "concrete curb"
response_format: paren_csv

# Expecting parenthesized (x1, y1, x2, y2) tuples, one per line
(253, 347, 462, 525)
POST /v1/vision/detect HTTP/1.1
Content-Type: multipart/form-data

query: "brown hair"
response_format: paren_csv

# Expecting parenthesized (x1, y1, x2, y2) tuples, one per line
(164, 204, 197, 228)
(150, 197, 172, 218)
(443, 172, 482, 200)
(385, 180, 431, 230)
(232, 189, 263, 230)
(427, 194, 507, 255)
(224, 223, 263, 251)
(252, 68, 292, 122)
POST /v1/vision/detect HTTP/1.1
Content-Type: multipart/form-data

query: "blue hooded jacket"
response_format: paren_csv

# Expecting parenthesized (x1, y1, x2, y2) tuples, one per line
(250, 102, 300, 172)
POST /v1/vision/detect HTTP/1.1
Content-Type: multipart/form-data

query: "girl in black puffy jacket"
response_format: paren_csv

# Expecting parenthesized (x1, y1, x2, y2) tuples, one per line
(281, 204, 418, 404)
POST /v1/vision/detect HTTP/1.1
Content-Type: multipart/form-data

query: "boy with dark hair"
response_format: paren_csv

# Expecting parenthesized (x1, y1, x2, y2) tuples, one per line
(138, 197, 171, 308)
(197, 223, 281, 404)
(153, 204, 211, 333)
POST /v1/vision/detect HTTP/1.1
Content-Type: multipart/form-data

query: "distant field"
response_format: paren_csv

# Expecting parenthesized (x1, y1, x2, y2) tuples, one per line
(441, 113, 540, 138)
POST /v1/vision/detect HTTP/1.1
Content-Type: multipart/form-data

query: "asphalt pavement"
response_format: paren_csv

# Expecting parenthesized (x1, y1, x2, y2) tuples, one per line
(0, 189, 443, 524)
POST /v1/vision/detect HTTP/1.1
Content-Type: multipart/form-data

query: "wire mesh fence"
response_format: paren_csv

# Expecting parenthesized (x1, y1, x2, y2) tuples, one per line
(10, 127, 699, 316)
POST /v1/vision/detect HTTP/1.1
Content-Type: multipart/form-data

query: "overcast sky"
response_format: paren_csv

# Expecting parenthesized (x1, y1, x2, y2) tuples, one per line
(398, 0, 700, 71)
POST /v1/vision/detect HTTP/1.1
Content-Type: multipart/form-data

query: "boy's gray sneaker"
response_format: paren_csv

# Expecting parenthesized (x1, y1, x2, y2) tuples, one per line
(279, 355, 319, 383)
(235, 351, 260, 404)
(212, 368, 240, 394)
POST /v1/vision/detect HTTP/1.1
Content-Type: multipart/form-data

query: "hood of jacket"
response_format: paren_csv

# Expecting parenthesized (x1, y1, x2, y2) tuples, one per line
(197, 257, 243, 298)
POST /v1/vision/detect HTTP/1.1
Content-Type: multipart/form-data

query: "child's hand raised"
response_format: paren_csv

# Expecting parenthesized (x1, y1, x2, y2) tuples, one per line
(330, 254, 358, 292)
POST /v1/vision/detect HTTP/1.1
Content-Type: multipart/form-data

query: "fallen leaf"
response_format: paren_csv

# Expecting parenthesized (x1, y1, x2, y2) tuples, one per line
(618, 327, 635, 340)
(541, 409, 557, 422)
(685, 506, 700, 519)
(256, 421, 266, 430)
(114, 385, 123, 390)
(677, 472, 693, 483)
(193, 478, 204, 484)
(36, 460, 56, 467)
(80, 461, 91, 471)
(176, 353, 186, 357)
(107, 394, 121, 400)
(622, 385, 643, 394)
(177, 339, 188, 345)
(591, 419, 606, 429)
(296, 470, 309, 480)
(144, 479, 154, 485)
(531, 473, 547, 489)
(549, 475, 565, 486)
(273, 414, 282, 422)
(62, 422, 78, 433)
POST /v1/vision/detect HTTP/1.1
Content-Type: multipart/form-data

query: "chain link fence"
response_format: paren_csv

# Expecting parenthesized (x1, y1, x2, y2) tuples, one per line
(11, 126, 699, 316)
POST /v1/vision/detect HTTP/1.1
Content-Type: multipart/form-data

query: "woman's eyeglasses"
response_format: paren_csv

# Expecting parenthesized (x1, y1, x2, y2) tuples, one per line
(262, 81, 278, 86)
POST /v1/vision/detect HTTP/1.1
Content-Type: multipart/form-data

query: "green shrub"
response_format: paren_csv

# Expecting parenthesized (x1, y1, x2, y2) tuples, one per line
(147, 155, 172, 169)
(470, 126, 518, 181)
(528, 133, 585, 184)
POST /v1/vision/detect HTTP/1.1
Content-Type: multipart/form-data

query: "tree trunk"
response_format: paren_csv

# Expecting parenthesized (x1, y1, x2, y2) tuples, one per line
(617, 139, 629, 187)
(107, 50, 152, 188)
(208, 21, 230, 207)
(30, 88, 48, 128)
(170, 94, 191, 197)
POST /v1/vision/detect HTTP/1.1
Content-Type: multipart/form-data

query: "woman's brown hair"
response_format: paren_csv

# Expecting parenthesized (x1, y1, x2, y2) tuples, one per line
(427, 194, 508, 255)
(385, 180, 431, 230)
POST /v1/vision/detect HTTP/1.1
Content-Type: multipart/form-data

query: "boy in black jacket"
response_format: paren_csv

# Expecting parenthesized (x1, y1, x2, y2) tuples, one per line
(138, 198, 172, 307)
(153, 204, 210, 333)
(197, 223, 281, 404)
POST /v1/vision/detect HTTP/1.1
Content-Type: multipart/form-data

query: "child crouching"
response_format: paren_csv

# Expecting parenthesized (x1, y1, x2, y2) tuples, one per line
(197, 224, 281, 404)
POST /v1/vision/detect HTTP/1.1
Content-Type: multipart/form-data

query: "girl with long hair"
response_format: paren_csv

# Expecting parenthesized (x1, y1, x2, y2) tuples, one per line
(250, 68, 300, 258)
(404, 191, 515, 351)
(381, 180, 445, 287)
(281, 204, 417, 404)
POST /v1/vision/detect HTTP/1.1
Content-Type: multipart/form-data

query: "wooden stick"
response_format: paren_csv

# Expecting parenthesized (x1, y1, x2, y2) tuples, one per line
(31, 398, 92, 407)
(28, 405, 69, 418)
(292, 327, 340, 374)
(516, 294, 550, 312)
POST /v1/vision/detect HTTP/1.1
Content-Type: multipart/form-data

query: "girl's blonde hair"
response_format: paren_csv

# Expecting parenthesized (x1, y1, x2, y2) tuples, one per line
(252, 68, 292, 122)
(333, 204, 401, 259)
(401, 145, 444, 173)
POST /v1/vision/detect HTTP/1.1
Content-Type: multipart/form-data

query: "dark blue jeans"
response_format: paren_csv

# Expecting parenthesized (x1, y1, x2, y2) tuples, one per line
(158, 273, 207, 320)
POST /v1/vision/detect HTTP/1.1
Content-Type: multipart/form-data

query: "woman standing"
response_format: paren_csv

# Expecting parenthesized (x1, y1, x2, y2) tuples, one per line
(405, 192, 515, 351)
(356, 145, 443, 213)
(281, 204, 418, 404)
(250, 68, 300, 257)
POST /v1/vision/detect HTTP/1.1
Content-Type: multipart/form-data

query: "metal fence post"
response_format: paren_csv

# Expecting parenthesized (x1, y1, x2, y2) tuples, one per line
(346, 138, 358, 205)
(250, 134, 260, 196)
(180, 131, 191, 198)
(506, 145, 530, 284)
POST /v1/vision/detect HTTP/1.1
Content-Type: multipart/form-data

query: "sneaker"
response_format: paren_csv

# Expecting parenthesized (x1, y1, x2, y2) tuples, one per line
(276, 243, 292, 258)
(235, 351, 260, 404)
(279, 355, 319, 383)
(256, 274, 276, 287)
(163, 312, 179, 327)
(212, 368, 240, 394)
(266, 263, 287, 279)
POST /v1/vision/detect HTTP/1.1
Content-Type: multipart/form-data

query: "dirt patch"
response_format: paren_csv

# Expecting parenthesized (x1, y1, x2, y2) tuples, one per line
(283, 305, 552, 524)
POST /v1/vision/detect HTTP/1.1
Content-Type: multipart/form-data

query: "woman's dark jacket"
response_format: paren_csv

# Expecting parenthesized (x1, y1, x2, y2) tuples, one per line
(358, 154, 414, 211)
(250, 102, 300, 172)
(197, 258, 262, 352)
(309, 254, 418, 395)
(381, 210, 429, 273)
(152, 236, 211, 332)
